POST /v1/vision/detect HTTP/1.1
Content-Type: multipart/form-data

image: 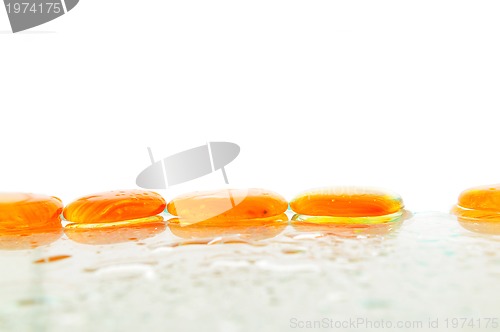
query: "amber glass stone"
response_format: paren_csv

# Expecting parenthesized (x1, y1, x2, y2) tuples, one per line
(0, 193, 63, 231)
(290, 187, 404, 218)
(63, 190, 166, 223)
(167, 188, 288, 221)
(452, 184, 500, 222)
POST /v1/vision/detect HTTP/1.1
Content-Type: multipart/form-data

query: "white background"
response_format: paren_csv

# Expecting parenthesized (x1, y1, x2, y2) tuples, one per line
(1, 1, 499, 212)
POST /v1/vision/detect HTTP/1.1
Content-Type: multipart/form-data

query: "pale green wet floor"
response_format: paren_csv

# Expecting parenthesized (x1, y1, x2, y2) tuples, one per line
(0, 212, 499, 332)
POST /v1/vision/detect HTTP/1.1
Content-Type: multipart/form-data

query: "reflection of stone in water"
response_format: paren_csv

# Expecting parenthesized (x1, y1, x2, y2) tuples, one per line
(291, 215, 404, 238)
(65, 218, 166, 245)
(457, 217, 500, 235)
(33, 254, 71, 264)
(156, 236, 267, 248)
(0, 227, 63, 250)
(168, 213, 288, 241)
(291, 211, 407, 225)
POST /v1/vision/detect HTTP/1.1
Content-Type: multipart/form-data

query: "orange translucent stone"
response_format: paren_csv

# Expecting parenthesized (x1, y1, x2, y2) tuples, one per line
(452, 184, 500, 221)
(290, 187, 404, 217)
(167, 188, 288, 221)
(63, 190, 166, 223)
(0, 193, 63, 231)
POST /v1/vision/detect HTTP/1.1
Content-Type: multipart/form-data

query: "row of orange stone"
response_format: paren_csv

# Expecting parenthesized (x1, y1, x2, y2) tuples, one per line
(1, 185, 500, 233)
(1, 212, 406, 251)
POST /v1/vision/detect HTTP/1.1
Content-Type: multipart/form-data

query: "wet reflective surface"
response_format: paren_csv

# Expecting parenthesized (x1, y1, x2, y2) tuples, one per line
(168, 213, 288, 242)
(0, 212, 499, 332)
(64, 218, 166, 245)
